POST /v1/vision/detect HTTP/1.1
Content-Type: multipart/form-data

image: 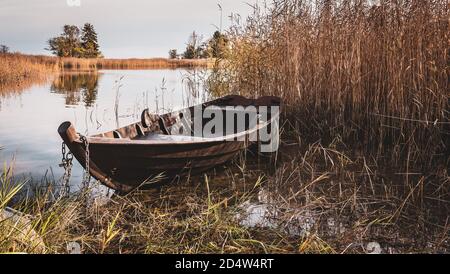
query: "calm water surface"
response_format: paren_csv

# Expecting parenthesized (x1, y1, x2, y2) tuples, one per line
(0, 69, 209, 187)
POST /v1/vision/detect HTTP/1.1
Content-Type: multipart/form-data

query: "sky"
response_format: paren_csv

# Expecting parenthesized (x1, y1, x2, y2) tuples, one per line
(0, 0, 257, 58)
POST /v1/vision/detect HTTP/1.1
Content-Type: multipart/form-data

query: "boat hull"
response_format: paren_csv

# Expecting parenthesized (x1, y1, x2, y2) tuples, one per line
(58, 95, 280, 194)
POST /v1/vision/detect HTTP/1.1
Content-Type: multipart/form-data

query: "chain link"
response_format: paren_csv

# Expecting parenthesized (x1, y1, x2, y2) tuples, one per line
(59, 142, 73, 198)
(79, 134, 91, 190)
(59, 134, 91, 199)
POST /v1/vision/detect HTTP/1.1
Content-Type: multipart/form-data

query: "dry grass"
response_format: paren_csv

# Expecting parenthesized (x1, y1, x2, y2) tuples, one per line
(0, 53, 213, 93)
(0, 163, 298, 254)
(0, 53, 57, 93)
(1, 141, 448, 254)
(262, 140, 449, 253)
(204, 0, 449, 252)
(210, 0, 449, 166)
(60, 57, 214, 70)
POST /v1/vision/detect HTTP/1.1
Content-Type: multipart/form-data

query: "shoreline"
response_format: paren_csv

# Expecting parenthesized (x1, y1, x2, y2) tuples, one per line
(0, 52, 214, 93)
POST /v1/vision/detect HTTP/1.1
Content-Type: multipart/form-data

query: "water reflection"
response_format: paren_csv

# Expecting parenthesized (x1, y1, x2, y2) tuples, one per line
(0, 69, 209, 187)
(51, 73, 99, 107)
(236, 188, 346, 237)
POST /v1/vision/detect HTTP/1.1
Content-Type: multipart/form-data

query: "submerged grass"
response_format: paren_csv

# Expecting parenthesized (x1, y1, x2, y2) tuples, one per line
(264, 141, 449, 253)
(0, 163, 295, 254)
(1, 140, 448, 254)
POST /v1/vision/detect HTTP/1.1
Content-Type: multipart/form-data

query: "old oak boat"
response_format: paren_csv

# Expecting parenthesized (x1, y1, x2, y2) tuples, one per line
(58, 95, 281, 193)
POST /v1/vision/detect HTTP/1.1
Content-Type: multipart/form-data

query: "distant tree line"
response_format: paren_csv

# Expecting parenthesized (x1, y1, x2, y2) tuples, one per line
(47, 23, 102, 58)
(169, 30, 229, 60)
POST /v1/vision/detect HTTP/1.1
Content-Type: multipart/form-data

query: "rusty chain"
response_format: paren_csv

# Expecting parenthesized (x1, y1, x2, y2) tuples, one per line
(59, 142, 73, 197)
(60, 133, 91, 199)
(79, 134, 91, 190)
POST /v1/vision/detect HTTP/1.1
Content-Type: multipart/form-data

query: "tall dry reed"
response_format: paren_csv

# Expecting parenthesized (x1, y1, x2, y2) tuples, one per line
(60, 57, 213, 70)
(0, 53, 57, 92)
(210, 0, 449, 167)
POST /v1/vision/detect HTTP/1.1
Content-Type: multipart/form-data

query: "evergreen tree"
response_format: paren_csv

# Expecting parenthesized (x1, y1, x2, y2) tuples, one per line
(47, 23, 101, 58)
(81, 23, 102, 58)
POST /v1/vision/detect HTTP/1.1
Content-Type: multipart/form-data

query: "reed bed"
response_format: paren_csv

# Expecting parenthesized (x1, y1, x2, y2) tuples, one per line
(0, 53, 212, 93)
(60, 57, 214, 70)
(0, 53, 57, 93)
(209, 0, 449, 167)
(203, 0, 449, 252)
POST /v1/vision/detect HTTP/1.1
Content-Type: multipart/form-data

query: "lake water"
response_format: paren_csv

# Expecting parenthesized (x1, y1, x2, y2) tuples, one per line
(0, 69, 209, 187)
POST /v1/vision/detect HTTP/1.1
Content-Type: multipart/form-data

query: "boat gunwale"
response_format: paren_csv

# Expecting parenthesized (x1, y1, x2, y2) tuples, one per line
(76, 96, 281, 145)
(82, 115, 278, 145)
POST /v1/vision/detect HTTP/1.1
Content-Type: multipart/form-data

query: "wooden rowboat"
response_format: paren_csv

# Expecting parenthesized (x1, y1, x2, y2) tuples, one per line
(58, 95, 281, 193)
